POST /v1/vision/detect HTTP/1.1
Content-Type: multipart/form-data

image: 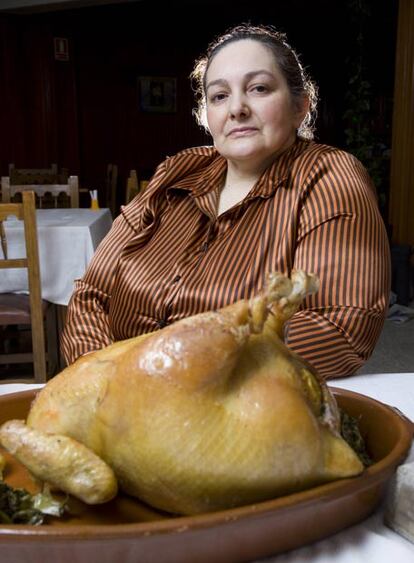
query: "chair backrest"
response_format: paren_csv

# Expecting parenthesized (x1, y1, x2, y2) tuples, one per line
(126, 169, 139, 204)
(9, 163, 64, 185)
(1, 175, 79, 208)
(105, 163, 118, 216)
(0, 191, 46, 379)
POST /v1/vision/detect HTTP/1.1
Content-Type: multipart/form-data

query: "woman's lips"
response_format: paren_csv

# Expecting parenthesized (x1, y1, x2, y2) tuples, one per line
(227, 127, 258, 137)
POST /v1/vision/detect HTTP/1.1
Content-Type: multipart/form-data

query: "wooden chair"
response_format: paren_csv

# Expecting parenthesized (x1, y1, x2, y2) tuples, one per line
(1, 175, 79, 208)
(126, 169, 139, 204)
(105, 163, 118, 216)
(8, 163, 62, 184)
(0, 191, 58, 382)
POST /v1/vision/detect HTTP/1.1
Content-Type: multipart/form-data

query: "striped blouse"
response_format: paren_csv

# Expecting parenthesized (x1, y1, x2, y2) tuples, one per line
(61, 139, 391, 378)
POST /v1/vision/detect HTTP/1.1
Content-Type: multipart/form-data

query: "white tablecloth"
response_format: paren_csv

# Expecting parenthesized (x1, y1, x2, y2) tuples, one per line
(0, 208, 112, 305)
(0, 373, 413, 562)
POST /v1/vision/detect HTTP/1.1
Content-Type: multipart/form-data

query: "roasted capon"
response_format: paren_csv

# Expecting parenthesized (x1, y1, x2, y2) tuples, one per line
(0, 271, 364, 515)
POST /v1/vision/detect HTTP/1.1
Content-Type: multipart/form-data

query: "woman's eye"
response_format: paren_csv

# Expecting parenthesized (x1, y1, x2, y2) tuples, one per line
(210, 92, 227, 103)
(251, 84, 268, 93)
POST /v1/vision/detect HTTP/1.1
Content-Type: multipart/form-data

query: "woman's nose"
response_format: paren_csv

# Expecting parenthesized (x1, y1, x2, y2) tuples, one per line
(228, 93, 250, 119)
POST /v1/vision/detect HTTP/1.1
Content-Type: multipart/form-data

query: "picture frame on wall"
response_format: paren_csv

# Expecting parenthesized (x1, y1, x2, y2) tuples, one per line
(138, 76, 177, 113)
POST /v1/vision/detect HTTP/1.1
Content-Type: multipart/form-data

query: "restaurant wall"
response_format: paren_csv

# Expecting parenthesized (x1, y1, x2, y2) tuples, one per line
(0, 0, 397, 213)
(0, 14, 79, 172)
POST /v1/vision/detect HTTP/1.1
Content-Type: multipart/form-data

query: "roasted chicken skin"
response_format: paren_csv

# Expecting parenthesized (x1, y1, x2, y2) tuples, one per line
(0, 271, 363, 514)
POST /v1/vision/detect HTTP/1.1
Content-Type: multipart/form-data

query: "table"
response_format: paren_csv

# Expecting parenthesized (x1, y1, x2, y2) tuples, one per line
(0, 373, 413, 562)
(0, 208, 113, 306)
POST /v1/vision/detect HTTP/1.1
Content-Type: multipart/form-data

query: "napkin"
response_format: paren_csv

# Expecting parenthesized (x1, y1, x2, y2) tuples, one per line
(385, 460, 414, 543)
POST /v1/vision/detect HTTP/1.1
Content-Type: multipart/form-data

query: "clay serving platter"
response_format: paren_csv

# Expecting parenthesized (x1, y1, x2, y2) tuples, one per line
(0, 388, 412, 563)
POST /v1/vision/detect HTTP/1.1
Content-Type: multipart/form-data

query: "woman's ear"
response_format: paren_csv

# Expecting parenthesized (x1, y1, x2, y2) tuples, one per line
(295, 95, 310, 129)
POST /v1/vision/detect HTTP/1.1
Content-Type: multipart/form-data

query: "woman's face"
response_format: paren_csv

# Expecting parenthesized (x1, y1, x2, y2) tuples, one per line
(205, 39, 307, 170)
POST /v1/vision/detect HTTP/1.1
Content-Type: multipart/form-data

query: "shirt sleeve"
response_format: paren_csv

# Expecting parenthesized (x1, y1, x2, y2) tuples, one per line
(285, 149, 391, 378)
(60, 211, 134, 364)
(61, 160, 170, 364)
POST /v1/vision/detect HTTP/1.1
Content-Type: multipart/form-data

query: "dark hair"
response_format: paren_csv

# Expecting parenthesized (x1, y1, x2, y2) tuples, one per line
(190, 24, 318, 140)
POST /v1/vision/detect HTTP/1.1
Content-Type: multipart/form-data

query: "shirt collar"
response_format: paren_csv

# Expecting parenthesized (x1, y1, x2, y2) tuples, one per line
(165, 138, 313, 203)
(248, 138, 313, 199)
(165, 152, 226, 201)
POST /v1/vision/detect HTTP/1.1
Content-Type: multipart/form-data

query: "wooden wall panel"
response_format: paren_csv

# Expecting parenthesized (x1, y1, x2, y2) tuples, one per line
(66, 6, 211, 207)
(0, 14, 79, 175)
(0, 16, 29, 168)
(389, 0, 414, 245)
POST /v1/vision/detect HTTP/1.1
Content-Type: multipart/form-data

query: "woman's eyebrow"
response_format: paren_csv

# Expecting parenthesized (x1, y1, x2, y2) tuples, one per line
(206, 78, 228, 91)
(206, 70, 275, 91)
(245, 70, 275, 81)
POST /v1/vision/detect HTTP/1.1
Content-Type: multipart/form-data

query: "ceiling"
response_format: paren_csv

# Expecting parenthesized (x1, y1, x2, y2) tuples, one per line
(0, 0, 139, 13)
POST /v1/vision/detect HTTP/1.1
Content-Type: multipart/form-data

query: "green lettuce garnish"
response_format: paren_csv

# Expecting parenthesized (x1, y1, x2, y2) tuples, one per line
(0, 480, 67, 525)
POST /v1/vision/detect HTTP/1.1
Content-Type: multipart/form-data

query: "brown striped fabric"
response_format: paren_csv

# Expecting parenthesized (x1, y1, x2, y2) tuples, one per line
(61, 139, 391, 378)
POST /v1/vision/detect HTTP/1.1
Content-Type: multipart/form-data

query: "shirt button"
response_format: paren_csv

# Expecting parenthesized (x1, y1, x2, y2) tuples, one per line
(172, 275, 181, 283)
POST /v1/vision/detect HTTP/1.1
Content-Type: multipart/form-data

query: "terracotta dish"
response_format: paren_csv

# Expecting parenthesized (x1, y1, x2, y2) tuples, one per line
(0, 388, 412, 563)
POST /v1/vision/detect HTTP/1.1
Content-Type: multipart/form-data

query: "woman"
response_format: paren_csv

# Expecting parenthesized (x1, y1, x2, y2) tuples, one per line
(62, 24, 390, 378)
